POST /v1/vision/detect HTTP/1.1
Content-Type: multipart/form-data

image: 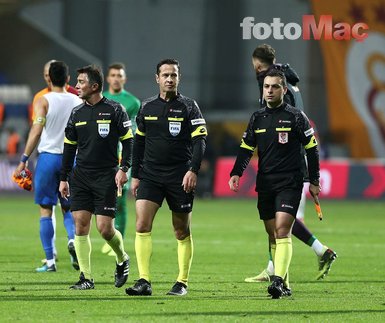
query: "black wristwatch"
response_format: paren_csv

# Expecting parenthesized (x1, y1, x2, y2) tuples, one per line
(120, 166, 129, 173)
(188, 166, 198, 175)
(310, 179, 320, 186)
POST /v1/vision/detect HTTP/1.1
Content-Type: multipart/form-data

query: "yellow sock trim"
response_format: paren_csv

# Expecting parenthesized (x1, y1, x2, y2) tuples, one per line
(274, 237, 292, 279)
(177, 235, 193, 285)
(74, 235, 92, 279)
(106, 230, 127, 263)
(135, 232, 152, 282)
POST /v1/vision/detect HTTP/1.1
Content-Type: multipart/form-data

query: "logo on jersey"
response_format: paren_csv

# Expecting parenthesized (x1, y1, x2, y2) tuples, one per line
(278, 132, 288, 144)
(123, 120, 132, 128)
(98, 123, 110, 138)
(304, 128, 314, 137)
(191, 118, 206, 125)
(169, 122, 181, 136)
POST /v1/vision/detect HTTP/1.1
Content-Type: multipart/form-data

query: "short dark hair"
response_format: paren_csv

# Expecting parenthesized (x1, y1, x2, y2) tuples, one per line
(49, 61, 69, 87)
(265, 68, 287, 87)
(108, 62, 126, 72)
(252, 44, 276, 66)
(156, 58, 180, 75)
(77, 64, 104, 92)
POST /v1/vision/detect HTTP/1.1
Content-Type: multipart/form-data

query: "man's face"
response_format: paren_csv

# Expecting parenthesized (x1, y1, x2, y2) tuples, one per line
(252, 57, 268, 74)
(76, 73, 96, 100)
(156, 64, 180, 94)
(106, 68, 126, 93)
(43, 63, 52, 89)
(263, 76, 287, 106)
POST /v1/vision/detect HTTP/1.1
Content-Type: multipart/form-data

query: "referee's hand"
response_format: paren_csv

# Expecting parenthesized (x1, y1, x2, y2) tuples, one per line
(309, 183, 322, 199)
(115, 169, 128, 190)
(131, 178, 140, 197)
(228, 175, 240, 192)
(182, 170, 197, 193)
(59, 181, 70, 200)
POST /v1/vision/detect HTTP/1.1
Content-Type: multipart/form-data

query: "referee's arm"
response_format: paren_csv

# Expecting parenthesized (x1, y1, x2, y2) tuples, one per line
(60, 138, 77, 182)
(131, 107, 146, 179)
(304, 135, 320, 185)
(230, 114, 257, 178)
(120, 129, 134, 169)
(189, 126, 208, 174)
(131, 128, 145, 179)
(230, 140, 255, 177)
(116, 104, 134, 169)
(228, 141, 255, 193)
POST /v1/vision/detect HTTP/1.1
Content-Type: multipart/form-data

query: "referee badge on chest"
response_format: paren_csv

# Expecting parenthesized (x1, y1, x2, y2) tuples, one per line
(278, 132, 288, 144)
(98, 123, 110, 138)
(169, 122, 181, 136)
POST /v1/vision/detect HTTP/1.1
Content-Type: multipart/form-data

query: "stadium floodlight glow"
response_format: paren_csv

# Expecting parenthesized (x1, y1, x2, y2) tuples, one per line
(240, 15, 369, 42)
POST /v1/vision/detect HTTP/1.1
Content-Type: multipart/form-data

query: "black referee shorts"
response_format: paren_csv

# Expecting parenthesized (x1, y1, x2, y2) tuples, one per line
(257, 189, 302, 220)
(136, 177, 194, 213)
(256, 172, 303, 220)
(70, 167, 117, 217)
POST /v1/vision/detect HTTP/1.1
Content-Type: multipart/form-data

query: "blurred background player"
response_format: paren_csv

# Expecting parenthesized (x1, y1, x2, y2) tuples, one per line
(14, 61, 82, 272)
(31, 59, 78, 121)
(6, 127, 20, 157)
(31, 59, 78, 264)
(101, 62, 140, 256)
(244, 44, 337, 282)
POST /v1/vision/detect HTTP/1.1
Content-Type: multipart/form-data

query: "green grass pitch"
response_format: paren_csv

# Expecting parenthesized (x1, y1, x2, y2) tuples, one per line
(0, 195, 384, 322)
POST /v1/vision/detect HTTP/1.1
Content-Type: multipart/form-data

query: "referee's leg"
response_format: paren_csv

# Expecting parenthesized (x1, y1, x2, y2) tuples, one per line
(125, 199, 158, 296)
(72, 210, 92, 280)
(170, 211, 192, 295)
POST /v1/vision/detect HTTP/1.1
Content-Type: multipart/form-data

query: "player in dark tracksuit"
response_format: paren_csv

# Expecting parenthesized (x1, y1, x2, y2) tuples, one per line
(59, 65, 133, 290)
(229, 69, 321, 298)
(125, 59, 207, 297)
(243, 44, 337, 284)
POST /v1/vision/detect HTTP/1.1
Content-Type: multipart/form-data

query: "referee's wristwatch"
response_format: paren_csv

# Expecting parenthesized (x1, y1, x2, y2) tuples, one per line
(188, 166, 198, 175)
(120, 165, 129, 173)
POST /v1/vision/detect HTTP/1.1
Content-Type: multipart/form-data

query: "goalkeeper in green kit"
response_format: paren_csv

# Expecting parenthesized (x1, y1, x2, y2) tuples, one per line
(102, 62, 140, 255)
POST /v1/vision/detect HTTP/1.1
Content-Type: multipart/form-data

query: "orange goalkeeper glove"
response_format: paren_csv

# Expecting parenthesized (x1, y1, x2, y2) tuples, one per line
(12, 168, 33, 191)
